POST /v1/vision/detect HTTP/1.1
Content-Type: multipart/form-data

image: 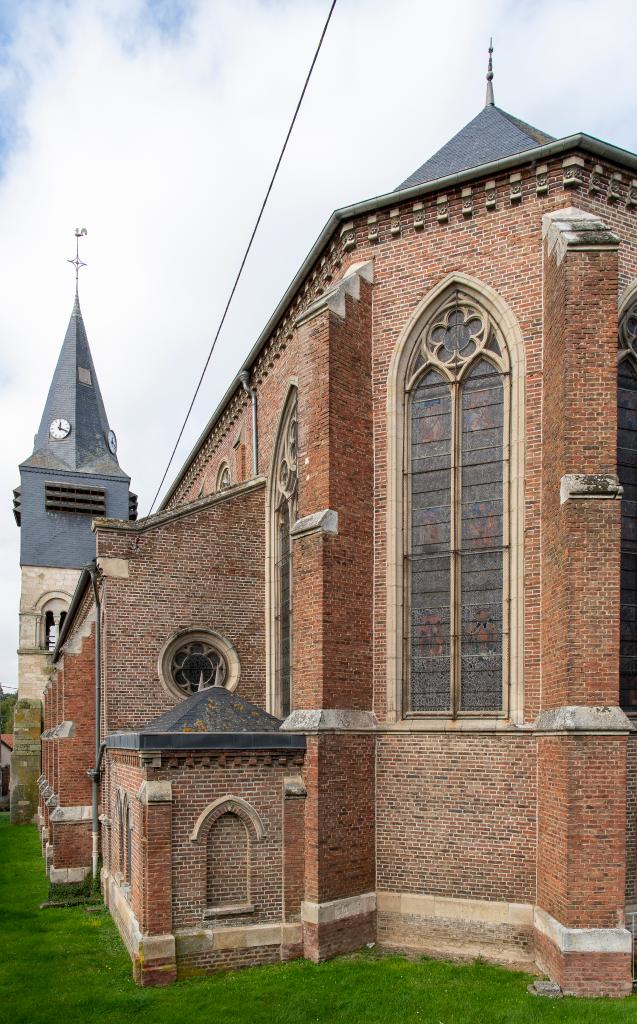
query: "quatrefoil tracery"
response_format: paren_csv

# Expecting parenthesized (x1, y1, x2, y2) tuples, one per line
(410, 299, 505, 383)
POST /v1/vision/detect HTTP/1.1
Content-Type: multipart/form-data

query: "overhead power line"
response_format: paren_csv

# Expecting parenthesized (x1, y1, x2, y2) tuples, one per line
(148, 0, 338, 514)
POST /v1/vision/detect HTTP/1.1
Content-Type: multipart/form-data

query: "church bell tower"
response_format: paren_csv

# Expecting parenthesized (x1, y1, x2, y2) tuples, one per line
(10, 232, 137, 823)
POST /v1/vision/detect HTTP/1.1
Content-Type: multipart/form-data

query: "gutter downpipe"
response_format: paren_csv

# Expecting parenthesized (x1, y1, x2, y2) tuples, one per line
(87, 562, 102, 880)
(239, 371, 258, 477)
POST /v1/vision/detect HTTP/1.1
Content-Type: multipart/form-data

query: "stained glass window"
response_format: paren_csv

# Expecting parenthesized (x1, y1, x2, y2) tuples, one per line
(272, 391, 298, 718)
(407, 301, 508, 716)
(618, 303, 637, 711)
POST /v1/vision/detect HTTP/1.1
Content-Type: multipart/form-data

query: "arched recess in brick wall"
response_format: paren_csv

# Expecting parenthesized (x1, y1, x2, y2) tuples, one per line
(115, 789, 132, 884)
(386, 273, 525, 725)
(190, 796, 265, 913)
(265, 383, 298, 719)
(617, 281, 637, 712)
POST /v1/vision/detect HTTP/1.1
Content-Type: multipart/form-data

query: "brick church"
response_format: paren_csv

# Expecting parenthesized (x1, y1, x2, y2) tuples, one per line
(11, 60, 637, 996)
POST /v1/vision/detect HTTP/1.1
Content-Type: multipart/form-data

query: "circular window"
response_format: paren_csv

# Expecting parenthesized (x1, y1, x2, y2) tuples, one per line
(158, 629, 240, 702)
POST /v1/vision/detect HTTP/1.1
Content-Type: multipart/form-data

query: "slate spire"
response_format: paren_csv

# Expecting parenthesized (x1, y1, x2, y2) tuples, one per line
(22, 293, 127, 478)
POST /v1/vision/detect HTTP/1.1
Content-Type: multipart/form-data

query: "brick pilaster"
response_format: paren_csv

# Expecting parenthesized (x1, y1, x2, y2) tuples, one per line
(536, 208, 632, 997)
(287, 262, 377, 959)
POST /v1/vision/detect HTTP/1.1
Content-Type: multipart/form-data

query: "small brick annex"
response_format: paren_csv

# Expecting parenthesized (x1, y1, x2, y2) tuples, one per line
(36, 107, 637, 998)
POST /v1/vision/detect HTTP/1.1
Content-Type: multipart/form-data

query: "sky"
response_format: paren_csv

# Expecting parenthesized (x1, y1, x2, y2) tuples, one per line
(0, 0, 636, 691)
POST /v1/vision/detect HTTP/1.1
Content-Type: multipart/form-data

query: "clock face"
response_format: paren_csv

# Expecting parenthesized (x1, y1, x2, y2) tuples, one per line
(107, 429, 117, 455)
(49, 418, 71, 440)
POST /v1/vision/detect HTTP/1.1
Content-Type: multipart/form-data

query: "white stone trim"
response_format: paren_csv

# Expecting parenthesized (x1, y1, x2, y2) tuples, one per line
(175, 921, 301, 954)
(534, 907, 632, 954)
(49, 804, 92, 823)
(301, 891, 376, 925)
(295, 260, 374, 327)
(190, 795, 265, 842)
(281, 709, 378, 733)
(137, 781, 172, 805)
(377, 891, 533, 927)
(542, 207, 620, 264)
(533, 705, 633, 734)
(97, 557, 129, 579)
(560, 473, 622, 504)
(49, 865, 91, 884)
(290, 508, 338, 539)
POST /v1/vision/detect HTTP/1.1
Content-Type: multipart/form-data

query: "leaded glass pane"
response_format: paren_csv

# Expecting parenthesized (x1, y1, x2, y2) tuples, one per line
(409, 371, 451, 711)
(619, 360, 637, 710)
(277, 502, 292, 718)
(459, 359, 503, 711)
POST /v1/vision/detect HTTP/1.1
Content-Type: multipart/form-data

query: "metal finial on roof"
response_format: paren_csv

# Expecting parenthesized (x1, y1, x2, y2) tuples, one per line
(485, 38, 494, 107)
(67, 227, 87, 301)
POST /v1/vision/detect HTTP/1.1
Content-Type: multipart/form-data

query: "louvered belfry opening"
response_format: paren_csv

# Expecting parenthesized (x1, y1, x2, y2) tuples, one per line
(45, 482, 106, 516)
(407, 298, 508, 717)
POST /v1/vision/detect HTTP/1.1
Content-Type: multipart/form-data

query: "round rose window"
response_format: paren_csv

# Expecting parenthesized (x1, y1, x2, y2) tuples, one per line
(170, 639, 227, 696)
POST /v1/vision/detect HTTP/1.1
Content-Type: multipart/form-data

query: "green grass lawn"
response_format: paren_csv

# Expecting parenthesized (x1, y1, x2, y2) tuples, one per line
(1, 812, 636, 1024)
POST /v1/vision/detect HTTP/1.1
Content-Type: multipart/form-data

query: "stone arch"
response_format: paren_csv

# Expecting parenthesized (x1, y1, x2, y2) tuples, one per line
(386, 272, 526, 724)
(36, 590, 72, 650)
(189, 795, 265, 843)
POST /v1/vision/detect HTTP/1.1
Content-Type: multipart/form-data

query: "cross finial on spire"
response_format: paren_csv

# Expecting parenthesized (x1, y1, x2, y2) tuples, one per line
(485, 37, 494, 107)
(67, 227, 87, 300)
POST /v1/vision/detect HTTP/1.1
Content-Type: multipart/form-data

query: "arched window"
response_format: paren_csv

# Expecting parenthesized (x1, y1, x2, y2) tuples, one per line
(269, 389, 298, 718)
(216, 463, 231, 491)
(40, 597, 69, 651)
(116, 791, 132, 885)
(618, 298, 637, 711)
(403, 291, 511, 717)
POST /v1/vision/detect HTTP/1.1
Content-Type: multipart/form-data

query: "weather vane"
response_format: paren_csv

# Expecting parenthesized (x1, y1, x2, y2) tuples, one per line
(67, 227, 87, 293)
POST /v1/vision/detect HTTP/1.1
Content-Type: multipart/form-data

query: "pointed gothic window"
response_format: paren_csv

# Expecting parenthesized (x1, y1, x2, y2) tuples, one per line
(270, 390, 298, 718)
(618, 301, 637, 711)
(406, 298, 509, 715)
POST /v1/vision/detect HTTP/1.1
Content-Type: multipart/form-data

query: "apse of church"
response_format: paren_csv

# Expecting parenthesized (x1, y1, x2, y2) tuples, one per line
(28, 63, 637, 997)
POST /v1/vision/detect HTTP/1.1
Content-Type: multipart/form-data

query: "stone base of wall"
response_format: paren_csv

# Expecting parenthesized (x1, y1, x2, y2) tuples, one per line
(175, 922, 302, 977)
(534, 909, 633, 998)
(103, 867, 301, 985)
(376, 892, 535, 971)
(301, 893, 377, 961)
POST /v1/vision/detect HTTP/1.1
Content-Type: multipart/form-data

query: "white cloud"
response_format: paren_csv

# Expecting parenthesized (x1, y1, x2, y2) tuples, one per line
(0, 0, 635, 688)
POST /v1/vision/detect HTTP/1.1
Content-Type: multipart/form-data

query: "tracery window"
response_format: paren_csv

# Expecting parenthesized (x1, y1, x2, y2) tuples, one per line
(271, 390, 298, 718)
(405, 297, 509, 716)
(170, 637, 227, 695)
(618, 300, 637, 711)
(116, 791, 132, 885)
(159, 629, 239, 701)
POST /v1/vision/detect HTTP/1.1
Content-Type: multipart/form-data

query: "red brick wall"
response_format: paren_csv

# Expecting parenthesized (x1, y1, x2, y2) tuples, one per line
(96, 483, 267, 731)
(162, 749, 303, 930)
(304, 735, 375, 904)
(206, 813, 249, 907)
(537, 735, 627, 929)
(376, 734, 536, 902)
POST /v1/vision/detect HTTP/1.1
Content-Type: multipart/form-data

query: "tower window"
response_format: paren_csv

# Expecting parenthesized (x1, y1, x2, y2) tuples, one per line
(45, 611, 56, 651)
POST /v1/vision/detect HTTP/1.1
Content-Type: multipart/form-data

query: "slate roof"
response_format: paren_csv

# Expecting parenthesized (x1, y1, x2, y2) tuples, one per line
(141, 686, 283, 734)
(397, 104, 555, 190)
(104, 686, 306, 752)
(21, 294, 128, 479)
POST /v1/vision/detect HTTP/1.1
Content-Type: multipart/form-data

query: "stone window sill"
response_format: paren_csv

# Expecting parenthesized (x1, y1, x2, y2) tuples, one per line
(203, 902, 254, 920)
